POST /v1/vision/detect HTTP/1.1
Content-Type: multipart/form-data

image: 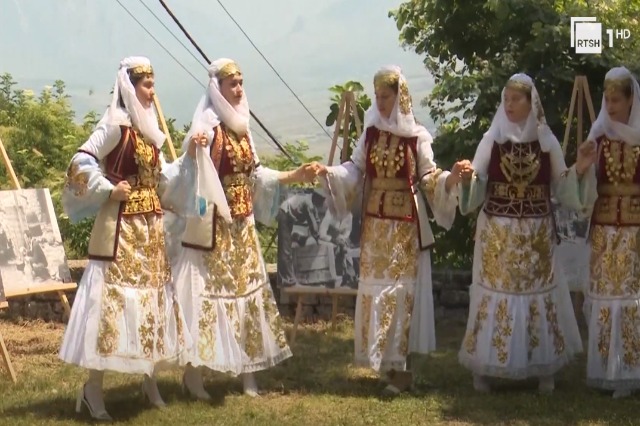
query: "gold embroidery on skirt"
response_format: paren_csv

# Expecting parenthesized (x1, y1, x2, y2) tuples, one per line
(480, 219, 552, 292)
(202, 218, 262, 296)
(172, 298, 184, 348)
(155, 289, 166, 356)
(622, 305, 640, 367)
(97, 285, 125, 355)
(139, 293, 156, 357)
(376, 293, 397, 357)
(491, 299, 513, 364)
(198, 300, 217, 361)
(464, 295, 490, 355)
(244, 297, 265, 360)
(105, 215, 171, 289)
(262, 287, 288, 349)
(360, 295, 373, 355)
(598, 307, 612, 367)
(399, 292, 414, 356)
(544, 295, 565, 355)
(360, 217, 417, 281)
(590, 225, 640, 297)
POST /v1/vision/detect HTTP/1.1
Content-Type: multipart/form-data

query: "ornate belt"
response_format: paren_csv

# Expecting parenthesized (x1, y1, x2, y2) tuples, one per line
(123, 187, 162, 215)
(366, 177, 415, 220)
(484, 182, 550, 218)
(592, 185, 640, 225)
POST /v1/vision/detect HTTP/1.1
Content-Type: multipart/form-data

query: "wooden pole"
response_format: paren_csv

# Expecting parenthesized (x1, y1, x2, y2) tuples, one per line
(340, 95, 352, 163)
(0, 136, 18, 382)
(328, 92, 348, 166)
(0, 135, 20, 189)
(562, 77, 580, 156)
(348, 92, 363, 138)
(153, 95, 178, 161)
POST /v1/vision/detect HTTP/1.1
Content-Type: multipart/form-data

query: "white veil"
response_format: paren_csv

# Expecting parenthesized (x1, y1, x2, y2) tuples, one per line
(472, 73, 558, 171)
(587, 66, 640, 146)
(364, 65, 431, 140)
(96, 56, 166, 148)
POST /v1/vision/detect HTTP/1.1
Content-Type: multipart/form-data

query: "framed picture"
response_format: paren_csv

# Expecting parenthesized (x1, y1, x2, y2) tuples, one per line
(276, 187, 362, 291)
(0, 189, 72, 298)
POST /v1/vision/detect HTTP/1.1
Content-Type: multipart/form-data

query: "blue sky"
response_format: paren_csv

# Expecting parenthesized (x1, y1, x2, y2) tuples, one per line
(1, 0, 435, 158)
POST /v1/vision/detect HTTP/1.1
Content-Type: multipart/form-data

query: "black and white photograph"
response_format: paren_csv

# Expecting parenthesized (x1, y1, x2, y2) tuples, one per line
(0, 189, 72, 296)
(552, 198, 590, 293)
(552, 198, 590, 241)
(277, 186, 362, 291)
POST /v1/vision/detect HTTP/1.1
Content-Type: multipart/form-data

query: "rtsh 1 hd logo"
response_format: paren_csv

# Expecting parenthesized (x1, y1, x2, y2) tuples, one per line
(571, 17, 631, 54)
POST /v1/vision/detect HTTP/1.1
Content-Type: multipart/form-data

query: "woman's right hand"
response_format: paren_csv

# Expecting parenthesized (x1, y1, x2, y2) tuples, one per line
(110, 180, 131, 201)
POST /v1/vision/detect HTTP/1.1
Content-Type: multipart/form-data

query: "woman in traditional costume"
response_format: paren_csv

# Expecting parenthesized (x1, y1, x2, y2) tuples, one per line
(172, 58, 315, 400)
(583, 66, 640, 399)
(60, 56, 195, 420)
(312, 65, 463, 396)
(457, 73, 595, 393)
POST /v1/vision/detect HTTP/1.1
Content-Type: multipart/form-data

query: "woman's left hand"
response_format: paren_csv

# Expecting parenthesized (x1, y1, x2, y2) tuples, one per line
(187, 132, 208, 158)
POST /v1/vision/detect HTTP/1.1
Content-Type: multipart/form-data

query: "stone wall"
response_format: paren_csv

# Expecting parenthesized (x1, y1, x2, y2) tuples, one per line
(0, 260, 472, 323)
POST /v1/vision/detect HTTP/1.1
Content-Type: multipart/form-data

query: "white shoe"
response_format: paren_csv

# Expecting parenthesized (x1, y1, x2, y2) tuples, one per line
(242, 373, 259, 397)
(538, 375, 555, 394)
(142, 376, 167, 409)
(473, 374, 490, 393)
(182, 365, 212, 401)
(75, 383, 112, 421)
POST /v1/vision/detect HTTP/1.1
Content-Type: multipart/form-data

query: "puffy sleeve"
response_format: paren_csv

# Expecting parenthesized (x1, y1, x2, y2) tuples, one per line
(549, 140, 598, 217)
(157, 151, 198, 217)
(415, 132, 458, 230)
(248, 132, 282, 226)
(320, 131, 367, 218)
(458, 136, 492, 216)
(61, 124, 121, 223)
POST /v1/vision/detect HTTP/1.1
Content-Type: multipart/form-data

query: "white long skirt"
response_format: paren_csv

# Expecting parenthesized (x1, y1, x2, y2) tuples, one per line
(585, 224, 640, 391)
(459, 213, 582, 379)
(172, 215, 292, 375)
(59, 214, 190, 376)
(355, 216, 435, 373)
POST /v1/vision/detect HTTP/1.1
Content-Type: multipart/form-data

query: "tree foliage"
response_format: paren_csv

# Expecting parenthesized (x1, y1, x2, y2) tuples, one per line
(390, 0, 640, 268)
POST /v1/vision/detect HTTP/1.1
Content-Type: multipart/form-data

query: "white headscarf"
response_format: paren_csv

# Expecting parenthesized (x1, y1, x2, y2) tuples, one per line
(364, 65, 431, 140)
(97, 56, 166, 148)
(587, 66, 640, 146)
(182, 58, 250, 151)
(472, 73, 558, 170)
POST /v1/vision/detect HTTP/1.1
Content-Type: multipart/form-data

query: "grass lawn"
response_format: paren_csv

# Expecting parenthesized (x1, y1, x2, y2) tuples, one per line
(0, 314, 636, 425)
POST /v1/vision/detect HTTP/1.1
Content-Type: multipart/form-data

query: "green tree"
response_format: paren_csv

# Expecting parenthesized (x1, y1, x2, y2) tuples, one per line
(390, 0, 640, 268)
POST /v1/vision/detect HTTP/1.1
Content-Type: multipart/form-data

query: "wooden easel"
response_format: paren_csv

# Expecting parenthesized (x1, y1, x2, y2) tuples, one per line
(0, 135, 76, 383)
(285, 91, 362, 344)
(562, 75, 597, 154)
(327, 91, 363, 165)
(0, 300, 16, 383)
(561, 76, 596, 320)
